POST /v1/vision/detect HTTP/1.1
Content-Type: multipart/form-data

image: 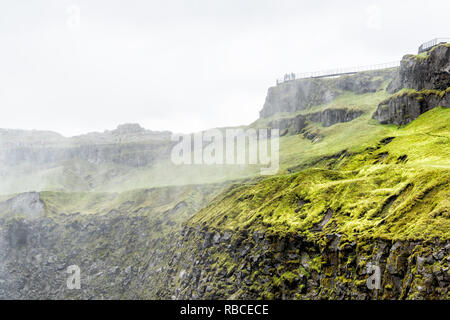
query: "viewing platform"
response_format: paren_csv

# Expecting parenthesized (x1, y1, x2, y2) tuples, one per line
(276, 38, 449, 86)
(418, 38, 450, 53)
(276, 61, 400, 85)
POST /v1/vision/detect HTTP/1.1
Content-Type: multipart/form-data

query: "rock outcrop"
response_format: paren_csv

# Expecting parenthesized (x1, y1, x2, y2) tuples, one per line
(260, 79, 339, 118)
(373, 89, 450, 125)
(0, 192, 44, 220)
(161, 227, 449, 300)
(0, 211, 167, 299)
(388, 44, 450, 93)
(268, 108, 363, 136)
(260, 69, 395, 119)
(0, 184, 224, 299)
(308, 108, 363, 127)
(268, 115, 307, 136)
(374, 44, 450, 124)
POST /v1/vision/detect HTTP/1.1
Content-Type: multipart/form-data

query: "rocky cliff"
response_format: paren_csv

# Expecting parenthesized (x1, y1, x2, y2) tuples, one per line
(268, 108, 363, 136)
(0, 124, 173, 167)
(388, 44, 450, 93)
(0, 124, 176, 194)
(0, 184, 226, 299)
(260, 69, 395, 118)
(161, 227, 448, 299)
(373, 88, 450, 125)
(374, 44, 450, 124)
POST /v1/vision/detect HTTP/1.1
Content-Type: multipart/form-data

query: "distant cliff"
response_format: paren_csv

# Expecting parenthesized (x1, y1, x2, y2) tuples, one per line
(0, 124, 175, 194)
(0, 123, 172, 167)
(0, 124, 170, 166)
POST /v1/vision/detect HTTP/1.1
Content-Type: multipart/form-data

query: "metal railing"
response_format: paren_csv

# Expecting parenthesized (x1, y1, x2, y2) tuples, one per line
(276, 61, 400, 85)
(418, 38, 450, 53)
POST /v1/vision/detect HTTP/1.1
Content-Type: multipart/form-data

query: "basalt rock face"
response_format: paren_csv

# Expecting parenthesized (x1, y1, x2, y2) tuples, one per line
(268, 115, 307, 136)
(374, 44, 450, 124)
(388, 44, 450, 93)
(0, 192, 44, 220)
(335, 70, 392, 94)
(308, 108, 363, 127)
(268, 108, 363, 136)
(260, 69, 395, 119)
(373, 90, 450, 125)
(260, 79, 338, 119)
(162, 227, 449, 300)
(0, 212, 170, 299)
(0, 185, 224, 299)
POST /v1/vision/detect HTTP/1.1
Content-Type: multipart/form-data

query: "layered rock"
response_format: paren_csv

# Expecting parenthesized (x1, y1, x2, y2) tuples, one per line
(268, 108, 363, 136)
(260, 79, 339, 118)
(260, 69, 395, 119)
(267, 115, 307, 136)
(388, 44, 450, 93)
(375, 44, 450, 124)
(373, 89, 450, 125)
(0, 211, 167, 299)
(0, 184, 224, 299)
(161, 227, 449, 300)
(0, 192, 44, 220)
(0, 124, 173, 167)
(0, 142, 173, 167)
(0, 124, 176, 193)
(308, 108, 363, 127)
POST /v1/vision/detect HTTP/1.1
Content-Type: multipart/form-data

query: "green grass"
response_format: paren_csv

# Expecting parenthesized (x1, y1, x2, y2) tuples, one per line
(38, 182, 227, 218)
(188, 107, 450, 242)
(378, 87, 450, 106)
(276, 90, 395, 171)
(406, 43, 450, 61)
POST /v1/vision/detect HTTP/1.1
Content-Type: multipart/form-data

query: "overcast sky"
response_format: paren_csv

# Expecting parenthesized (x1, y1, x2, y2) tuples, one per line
(0, 0, 449, 136)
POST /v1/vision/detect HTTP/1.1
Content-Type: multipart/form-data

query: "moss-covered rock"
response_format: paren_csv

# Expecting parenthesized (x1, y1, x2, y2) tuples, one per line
(372, 88, 449, 125)
(162, 107, 450, 300)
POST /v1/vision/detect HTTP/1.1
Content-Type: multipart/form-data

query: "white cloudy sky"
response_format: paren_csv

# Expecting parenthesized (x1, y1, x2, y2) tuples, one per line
(0, 0, 449, 136)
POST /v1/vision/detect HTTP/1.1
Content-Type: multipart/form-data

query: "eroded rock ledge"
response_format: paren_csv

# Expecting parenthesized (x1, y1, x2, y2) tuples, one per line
(268, 108, 363, 136)
(388, 44, 450, 93)
(374, 44, 450, 125)
(373, 89, 450, 125)
(161, 226, 449, 300)
(260, 69, 395, 119)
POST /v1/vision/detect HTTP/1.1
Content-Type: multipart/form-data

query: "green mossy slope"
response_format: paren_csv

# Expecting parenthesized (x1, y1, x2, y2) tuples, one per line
(163, 107, 449, 300)
(189, 107, 450, 242)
